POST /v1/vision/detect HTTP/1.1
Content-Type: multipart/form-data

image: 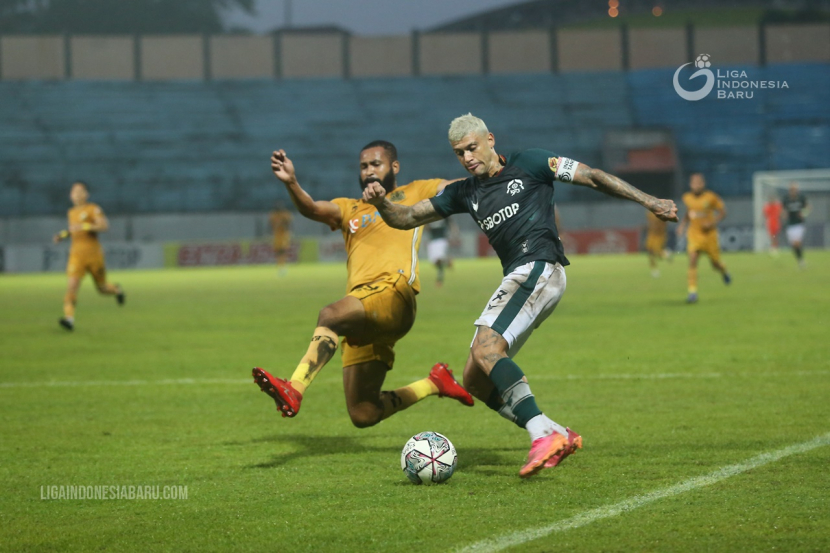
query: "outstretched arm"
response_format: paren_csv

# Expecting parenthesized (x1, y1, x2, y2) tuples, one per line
(271, 149, 342, 229)
(362, 181, 444, 230)
(572, 164, 678, 222)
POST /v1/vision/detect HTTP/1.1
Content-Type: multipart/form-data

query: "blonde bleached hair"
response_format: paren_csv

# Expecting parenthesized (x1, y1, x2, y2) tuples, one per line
(448, 113, 489, 143)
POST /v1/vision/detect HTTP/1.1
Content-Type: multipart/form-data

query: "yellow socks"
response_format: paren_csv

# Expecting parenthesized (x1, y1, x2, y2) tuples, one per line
(687, 267, 698, 293)
(63, 290, 77, 319)
(289, 327, 339, 395)
(380, 378, 438, 420)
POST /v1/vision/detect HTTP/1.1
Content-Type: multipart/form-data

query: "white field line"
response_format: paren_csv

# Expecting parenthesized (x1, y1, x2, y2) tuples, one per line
(0, 370, 827, 389)
(457, 432, 830, 553)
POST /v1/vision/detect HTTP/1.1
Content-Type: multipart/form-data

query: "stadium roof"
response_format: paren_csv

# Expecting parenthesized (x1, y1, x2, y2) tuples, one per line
(428, 0, 819, 32)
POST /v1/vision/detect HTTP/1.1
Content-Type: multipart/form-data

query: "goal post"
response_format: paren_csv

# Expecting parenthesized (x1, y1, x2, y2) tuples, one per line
(752, 169, 830, 252)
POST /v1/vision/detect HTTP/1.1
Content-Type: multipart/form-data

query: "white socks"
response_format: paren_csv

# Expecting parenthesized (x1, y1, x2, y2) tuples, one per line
(526, 414, 568, 441)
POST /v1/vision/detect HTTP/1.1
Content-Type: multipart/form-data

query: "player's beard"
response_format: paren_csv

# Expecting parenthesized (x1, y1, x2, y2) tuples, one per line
(360, 171, 396, 194)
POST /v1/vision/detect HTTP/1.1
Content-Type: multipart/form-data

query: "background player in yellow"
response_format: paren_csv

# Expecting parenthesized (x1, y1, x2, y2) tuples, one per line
(268, 201, 293, 276)
(52, 181, 124, 331)
(252, 140, 473, 428)
(676, 173, 731, 303)
(644, 209, 671, 278)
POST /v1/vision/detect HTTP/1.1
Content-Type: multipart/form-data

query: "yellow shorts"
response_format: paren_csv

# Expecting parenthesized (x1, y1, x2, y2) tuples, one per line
(687, 231, 721, 262)
(67, 249, 106, 286)
(340, 273, 417, 370)
(645, 233, 666, 255)
(273, 232, 291, 252)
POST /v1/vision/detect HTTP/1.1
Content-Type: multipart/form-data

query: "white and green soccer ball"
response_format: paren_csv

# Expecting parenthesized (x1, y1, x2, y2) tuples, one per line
(695, 54, 712, 69)
(401, 431, 457, 485)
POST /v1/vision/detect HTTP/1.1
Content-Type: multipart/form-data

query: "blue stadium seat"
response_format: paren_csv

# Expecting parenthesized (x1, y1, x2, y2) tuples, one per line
(1, 62, 827, 216)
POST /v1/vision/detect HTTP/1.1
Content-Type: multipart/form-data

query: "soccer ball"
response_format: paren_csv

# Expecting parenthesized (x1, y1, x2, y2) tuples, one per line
(694, 54, 711, 69)
(401, 431, 457, 485)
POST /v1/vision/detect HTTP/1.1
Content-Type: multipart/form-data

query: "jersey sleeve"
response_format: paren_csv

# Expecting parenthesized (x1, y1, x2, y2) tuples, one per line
(512, 149, 582, 184)
(711, 193, 725, 210)
(410, 178, 443, 200)
(429, 180, 466, 217)
(329, 198, 352, 232)
(511, 149, 556, 184)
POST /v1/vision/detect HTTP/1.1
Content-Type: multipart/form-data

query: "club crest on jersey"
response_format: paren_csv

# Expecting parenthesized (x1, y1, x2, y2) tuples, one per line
(506, 179, 524, 196)
(389, 190, 405, 202)
(548, 157, 558, 174)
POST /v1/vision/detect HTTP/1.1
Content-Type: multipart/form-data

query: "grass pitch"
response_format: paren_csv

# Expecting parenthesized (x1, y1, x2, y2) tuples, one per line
(1, 252, 828, 552)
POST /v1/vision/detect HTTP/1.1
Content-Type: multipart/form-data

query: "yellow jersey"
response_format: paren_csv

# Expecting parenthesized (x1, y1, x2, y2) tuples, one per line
(646, 210, 667, 236)
(331, 179, 443, 294)
(269, 210, 293, 249)
(682, 190, 724, 237)
(269, 210, 292, 235)
(67, 203, 104, 254)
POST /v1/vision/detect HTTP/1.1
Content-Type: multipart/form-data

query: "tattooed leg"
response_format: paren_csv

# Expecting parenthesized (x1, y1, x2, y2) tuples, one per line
(469, 326, 510, 375)
(289, 327, 339, 395)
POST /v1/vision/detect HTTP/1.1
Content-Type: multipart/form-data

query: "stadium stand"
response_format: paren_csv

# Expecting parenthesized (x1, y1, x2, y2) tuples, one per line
(0, 62, 827, 216)
(629, 61, 830, 196)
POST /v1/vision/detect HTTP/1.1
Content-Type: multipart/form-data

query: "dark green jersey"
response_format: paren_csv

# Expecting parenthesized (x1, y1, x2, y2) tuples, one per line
(783, 194, 808, 226)
(430, 149, 570, 275)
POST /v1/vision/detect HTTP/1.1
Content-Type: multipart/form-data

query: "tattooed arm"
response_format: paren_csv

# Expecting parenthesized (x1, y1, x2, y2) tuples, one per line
(571, 164, 678, 222)
(362, 181, 445, 229)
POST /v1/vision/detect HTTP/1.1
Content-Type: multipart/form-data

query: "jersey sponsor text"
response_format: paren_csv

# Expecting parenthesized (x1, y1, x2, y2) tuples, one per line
(477, 203, 520, 231)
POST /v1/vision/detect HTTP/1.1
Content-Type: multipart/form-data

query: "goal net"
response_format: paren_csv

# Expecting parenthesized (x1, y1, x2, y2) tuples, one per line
(752, 169, 830, 252)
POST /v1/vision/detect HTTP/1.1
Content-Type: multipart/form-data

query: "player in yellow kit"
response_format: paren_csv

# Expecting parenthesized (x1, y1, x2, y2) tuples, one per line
(268, 201, 293, 275)
(252, 141, 473, 428)
(52, 181, 124, 331)
(644, 209, 671, 278)
(676, 173, 731, 303)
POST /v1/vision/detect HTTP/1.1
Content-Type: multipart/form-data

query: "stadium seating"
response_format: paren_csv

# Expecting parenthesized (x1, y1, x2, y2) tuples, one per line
(627, 62, 829, 196)
(0, 62, 827, 215)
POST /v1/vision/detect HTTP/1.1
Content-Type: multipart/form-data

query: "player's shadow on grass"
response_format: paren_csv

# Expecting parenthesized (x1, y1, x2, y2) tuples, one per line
(243, 434, 399, 469)
(454, 447, 526, 475)
(242, 434, 523, 474)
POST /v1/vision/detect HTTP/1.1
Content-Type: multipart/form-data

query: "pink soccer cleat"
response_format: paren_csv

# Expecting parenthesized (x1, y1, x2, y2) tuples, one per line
(545, 428, 582, 468)
(519, 432, 568, 478)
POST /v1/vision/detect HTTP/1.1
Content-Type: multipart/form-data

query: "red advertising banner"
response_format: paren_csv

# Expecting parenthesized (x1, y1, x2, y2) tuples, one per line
(478, 229, 640, 258)
(175, 242, 298, 267)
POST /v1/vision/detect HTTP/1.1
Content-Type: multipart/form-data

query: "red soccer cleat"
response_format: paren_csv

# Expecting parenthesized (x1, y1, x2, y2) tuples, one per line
(252, 367, 303, 418)
(428, 363, 474, 407)
(545, 428, 583, 468)
(519, 432, 568, 478)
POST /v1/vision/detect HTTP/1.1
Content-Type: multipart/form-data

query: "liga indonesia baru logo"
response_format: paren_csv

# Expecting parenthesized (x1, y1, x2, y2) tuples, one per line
(673, 54, 789, 101)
